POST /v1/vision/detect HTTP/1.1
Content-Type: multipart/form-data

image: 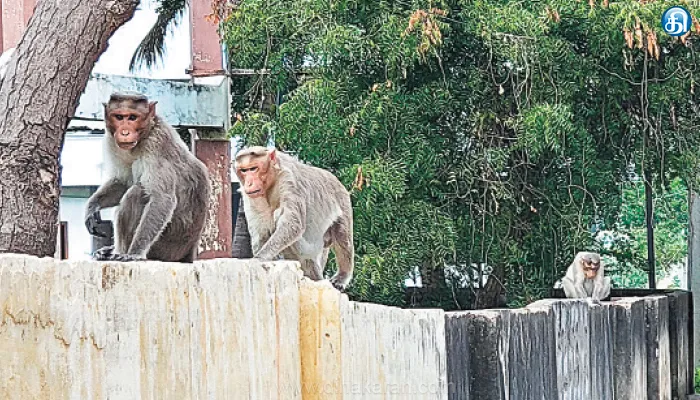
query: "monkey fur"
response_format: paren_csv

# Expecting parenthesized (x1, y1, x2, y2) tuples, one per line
(85, 92, 210, 263)
(561, 251, 611, 301)
(235, 146, 354, 291)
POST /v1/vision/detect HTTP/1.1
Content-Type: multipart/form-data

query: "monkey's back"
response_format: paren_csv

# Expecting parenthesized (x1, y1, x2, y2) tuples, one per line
(141, 119, 210, 255)
(276, 152, 352, 235)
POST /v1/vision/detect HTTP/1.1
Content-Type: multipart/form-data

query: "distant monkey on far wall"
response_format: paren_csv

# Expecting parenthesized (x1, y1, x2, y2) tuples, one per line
(235, 146, 355, 291)
(561, 251, 612, 301)
(85, 92, 210, 263)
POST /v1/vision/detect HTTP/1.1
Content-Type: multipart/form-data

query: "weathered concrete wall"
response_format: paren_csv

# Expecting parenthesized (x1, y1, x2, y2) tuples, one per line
(611, 298, 648, 400)
(590, 301, 614, 400)
(445, 307, 557, 400)
(447, 310, 504, 400)
(1, 254, 693, 400)
(0, 254, 449, 400)
(645, 296, 672, 400)
(445, 295, 693, 400)
(299, 280, 448, 400)
(0, 254, 302, 400)
(445, 313, 471, 400)
(528, 299, 594, 400)
(668, 291, 694, 400)
(74, 74, 229, 128)
(342, 302, 447, 399)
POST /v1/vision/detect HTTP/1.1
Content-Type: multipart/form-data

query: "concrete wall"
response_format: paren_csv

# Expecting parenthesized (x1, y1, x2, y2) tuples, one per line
(0, 254, 302, 399)
(297, 280, 448, 399)
(0, 254, 448, 400)
(0, 254, 693, 400)
(445, 295, 693, 400)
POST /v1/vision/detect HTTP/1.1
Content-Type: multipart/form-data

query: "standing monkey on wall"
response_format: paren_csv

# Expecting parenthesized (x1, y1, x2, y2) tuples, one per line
(561, 251, 612, 301)
(235, 146, 355, 291)
(85, 92, 210, 262)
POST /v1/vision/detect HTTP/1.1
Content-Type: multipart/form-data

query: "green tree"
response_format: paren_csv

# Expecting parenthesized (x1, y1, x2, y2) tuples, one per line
(220, 0, 700, 308)
(600, 176, 689, 288)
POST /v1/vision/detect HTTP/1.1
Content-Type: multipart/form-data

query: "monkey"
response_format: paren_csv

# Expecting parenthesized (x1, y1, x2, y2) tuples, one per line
(561, 251, 612, 301)
(84, 92, 210, 263)
(234, 146, 354, 291)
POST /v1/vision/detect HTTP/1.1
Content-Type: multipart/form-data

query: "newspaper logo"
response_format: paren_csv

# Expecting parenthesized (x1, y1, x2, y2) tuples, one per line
(662, 6, 692, 37)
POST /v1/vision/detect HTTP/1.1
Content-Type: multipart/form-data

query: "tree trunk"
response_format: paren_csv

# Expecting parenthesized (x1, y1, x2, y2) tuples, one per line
(644, 167, 656, 289)
(231, 197, 253, 258)
(0, 0, 138, 256)
(420, 259, 446, 289)
(473, 265, 506, 309)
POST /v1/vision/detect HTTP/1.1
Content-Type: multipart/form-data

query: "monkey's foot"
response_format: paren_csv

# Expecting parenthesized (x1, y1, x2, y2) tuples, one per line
(105, 253, 147, 262)
(329, 273, 352, 292)
(93, 245, 115, 260)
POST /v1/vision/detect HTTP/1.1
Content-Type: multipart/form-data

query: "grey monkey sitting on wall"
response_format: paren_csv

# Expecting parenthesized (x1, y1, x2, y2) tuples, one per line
(85, 92, 210, 263)
(561, 251, 612, 301)
(234, 146, 355, 291)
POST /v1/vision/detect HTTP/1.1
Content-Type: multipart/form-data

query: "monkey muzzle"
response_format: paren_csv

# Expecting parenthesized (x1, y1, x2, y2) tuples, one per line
(583, 262, 600, 279)
(117, 140, 139, 150)
(115, 129, 140, 150)
(245, 188, 264, 198)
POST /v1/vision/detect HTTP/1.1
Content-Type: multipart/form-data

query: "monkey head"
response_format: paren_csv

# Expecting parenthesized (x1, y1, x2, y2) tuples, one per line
(104, 92, 157, 151)
(580, 252, 602, 279)
(235, 146, 279, 199)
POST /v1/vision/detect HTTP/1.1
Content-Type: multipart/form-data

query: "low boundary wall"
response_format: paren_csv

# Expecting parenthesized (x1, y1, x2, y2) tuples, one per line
(0, 254, 693, 399)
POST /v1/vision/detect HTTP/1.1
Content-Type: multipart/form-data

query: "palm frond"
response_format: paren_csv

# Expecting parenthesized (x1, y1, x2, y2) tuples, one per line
(129, 0, 187, 72)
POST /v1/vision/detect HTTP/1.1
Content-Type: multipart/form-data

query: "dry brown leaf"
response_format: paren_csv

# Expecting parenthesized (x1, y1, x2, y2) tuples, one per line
(624, 29, 634, 49)
(681, 31, 689, 45)
(353, 166, 364, 191)
(552, 9, 561, 22)
(545, 6, 561, 23)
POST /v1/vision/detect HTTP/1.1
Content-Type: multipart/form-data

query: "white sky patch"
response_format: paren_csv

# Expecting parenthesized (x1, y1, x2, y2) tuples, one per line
(93, 0, 191, 80)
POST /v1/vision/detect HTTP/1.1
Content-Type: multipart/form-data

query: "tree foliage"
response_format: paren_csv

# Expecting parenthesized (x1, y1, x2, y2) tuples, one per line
(220, 0, 700, 308)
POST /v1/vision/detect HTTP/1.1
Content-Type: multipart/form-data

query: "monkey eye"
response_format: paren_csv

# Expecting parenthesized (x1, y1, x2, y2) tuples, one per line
(240, 167, 258, 173)
(115, 115, 124, 121)
(128, 114, 137, 121)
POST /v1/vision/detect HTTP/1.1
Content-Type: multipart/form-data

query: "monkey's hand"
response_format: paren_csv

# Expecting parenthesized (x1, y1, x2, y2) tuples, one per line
(587, 298, 602, 306)
(105, 253, 147, 262)
(330, 273, 352, 292)
(85, 210, 109, 237)
(93, 245, 114, 260)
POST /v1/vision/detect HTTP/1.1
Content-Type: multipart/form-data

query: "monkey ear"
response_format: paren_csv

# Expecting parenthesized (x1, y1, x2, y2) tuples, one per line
(269, 148, 277, 162)
(148, 101, 158, 118)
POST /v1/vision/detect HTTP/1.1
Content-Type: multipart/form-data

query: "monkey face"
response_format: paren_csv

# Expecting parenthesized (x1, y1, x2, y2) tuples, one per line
(582, 257, 601, 279)
(235, 151, 277, 199)
(104, 100, 156, 151)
